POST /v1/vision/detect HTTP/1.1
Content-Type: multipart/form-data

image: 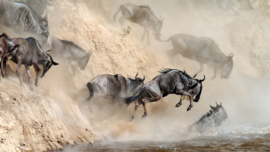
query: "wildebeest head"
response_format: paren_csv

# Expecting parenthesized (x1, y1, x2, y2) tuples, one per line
(190, 74, 205, 102)
(40, 51, 59, 78)
(78, 51, 91, 70)
(154, 18, 164, 39)
(127, 73, 145, 92)
(209, 102, 228, 121)
(220, 53, 234, 79)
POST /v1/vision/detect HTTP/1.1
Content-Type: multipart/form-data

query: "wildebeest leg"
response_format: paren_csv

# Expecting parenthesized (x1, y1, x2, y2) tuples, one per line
(25, 65, 33, 91)
(195, 63, 204, 75)
(211, 67, 217, 80)
(33, 64, 42, 87)
(175, 90, 193, 111)
(16, 58, 24, 88)
(175, 98, 182, 107)
(131, 101, 139, 120)
(141, 28, 146, 41)
(146, 28, 150, 46)
(141, 101, 148, 118)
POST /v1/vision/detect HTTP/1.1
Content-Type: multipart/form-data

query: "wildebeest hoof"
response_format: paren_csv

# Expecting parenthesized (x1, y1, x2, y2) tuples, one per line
(35, 82, 38, 87)
(187, 106, 192, 111)
(176, 103, 181, 107)
(130, 116, 134, 121)
(142, 112, 147, 118)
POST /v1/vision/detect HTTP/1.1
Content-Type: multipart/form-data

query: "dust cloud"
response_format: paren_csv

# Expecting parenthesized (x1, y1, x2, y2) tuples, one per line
(1, 0, 270, 151)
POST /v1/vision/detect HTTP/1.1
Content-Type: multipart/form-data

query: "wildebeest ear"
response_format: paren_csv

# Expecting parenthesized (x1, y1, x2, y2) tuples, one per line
(46, 50, 51, 53)
(210, 105, 215, 110)
(52, 61, 59, 65)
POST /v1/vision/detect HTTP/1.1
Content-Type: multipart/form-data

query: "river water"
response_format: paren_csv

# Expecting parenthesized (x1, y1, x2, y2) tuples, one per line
(53, 126, 270, 152)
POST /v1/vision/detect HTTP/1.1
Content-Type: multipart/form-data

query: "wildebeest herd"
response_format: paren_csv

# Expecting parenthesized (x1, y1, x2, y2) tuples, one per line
(0, 1, 231, 132)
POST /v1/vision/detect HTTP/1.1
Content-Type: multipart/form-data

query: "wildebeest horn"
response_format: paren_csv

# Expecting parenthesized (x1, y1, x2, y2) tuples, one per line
(46, 50, 51, 53)
(210, 105, 215, 110)
(193, 74, 197, 78)
(220, 102, 222, 107)
(142, 75, 145, 81)
(216, 101, 218, 107)
(135, 73, 138, 79)
(199, 75, 205, 82)
(229, 53, 234, 58)
(87, 51, 92, 55)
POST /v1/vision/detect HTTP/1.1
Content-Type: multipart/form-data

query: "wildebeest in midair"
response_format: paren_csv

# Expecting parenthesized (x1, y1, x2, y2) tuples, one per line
(189, 102, 228, 133)
(158, 34, 234, 79)
(2, 37, 58, 90)
(0, 33, 20, 81)
(47, 36, 92, 74)
(0, 0, 49, 46)
(113, 3, 164, 45)
(125, 69, 205, 119)
(86, 73, 145, 109)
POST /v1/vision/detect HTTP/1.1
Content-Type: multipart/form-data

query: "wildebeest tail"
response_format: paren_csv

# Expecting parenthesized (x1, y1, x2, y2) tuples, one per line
(113, 4, 123, 22)
(86, 82, 95, 101)
(125, 88, 144, 105)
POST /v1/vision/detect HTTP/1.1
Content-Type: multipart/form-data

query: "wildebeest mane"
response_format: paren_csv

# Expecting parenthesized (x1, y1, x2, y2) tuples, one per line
(159, 68, 193, 79)
(138, 5, 158, 20)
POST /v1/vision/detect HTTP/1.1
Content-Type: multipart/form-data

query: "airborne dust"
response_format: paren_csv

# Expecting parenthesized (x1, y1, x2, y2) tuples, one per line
(1, 0, 270, 151)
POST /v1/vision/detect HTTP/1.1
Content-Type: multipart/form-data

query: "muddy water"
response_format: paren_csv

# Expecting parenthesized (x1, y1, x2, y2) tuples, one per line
(54, 130, 270, 152)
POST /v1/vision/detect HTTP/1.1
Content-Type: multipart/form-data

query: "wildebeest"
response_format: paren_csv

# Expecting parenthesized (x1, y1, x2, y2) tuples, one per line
(125, 69, 205, 119)
(0, 33, 20, 81)
(113, 3, 164, 45)
(0, 0, 49, 45)
(3, 37, 58, 90)
(189, 102, 228, 133)
(86, 73, 145, 108)
(47, 36, 91, 74)
(158, 34, 234, 79)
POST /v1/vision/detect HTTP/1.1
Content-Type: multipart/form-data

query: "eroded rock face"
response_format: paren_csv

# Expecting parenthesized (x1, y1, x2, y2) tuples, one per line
(189, 102, 228, 133)
(0, 79, 96, 152)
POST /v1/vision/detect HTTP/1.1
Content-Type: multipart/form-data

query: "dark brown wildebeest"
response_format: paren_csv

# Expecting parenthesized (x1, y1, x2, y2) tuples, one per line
(3, 37, 58, 90)
(189, 102, 228, 133)
(113, 3, 164, 45)
(125, 69, 205, 119)
(0, 33, 20, 81)
(0, 0, 49, 46)
(158, 34, 234, 79)
(47, 36, 92, 74)
(86, 73, 145, 108)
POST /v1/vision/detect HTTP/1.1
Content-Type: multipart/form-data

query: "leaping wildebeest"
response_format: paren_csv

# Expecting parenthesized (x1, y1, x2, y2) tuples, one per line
(125, 69, 205, 119)
(0, 33, 20, 81)
(158, 34, 234, 79)
(113, 3, 164, 45)
(47, 36, 92, 74)
(2, 37, 58, 90)
(86, 73, 145, 109)
(0, 0, 49, 46)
